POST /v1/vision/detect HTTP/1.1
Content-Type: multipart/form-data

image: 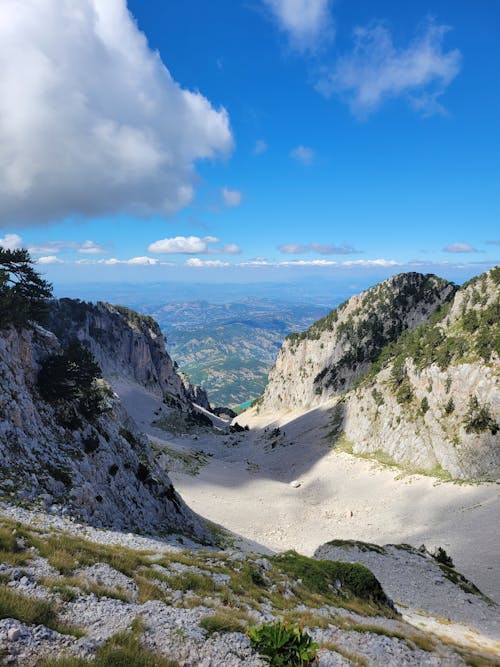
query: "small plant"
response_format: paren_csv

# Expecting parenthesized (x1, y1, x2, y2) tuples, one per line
(248, 620, 318, 666)
(432, 547, 454, 568)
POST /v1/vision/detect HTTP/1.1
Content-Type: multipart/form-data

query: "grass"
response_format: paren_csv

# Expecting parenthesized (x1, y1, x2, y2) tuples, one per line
(324, 539, 386, 555)
(272, 551, 394, 616)
(199, 610, 249, 635)
(0, 525, 31, 566)
(319, 642, 369, 666)
(42, 576, 130, 603)
(0, 584, 83, 637)
(39, 620, 179, 667)
(27, 532, 152, 577)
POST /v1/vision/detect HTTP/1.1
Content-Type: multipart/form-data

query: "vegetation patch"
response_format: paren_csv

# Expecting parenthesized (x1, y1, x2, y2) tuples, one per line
(324, 539, 386, 555)
(248, 620, 318, 666)
(39, 619, 178, 667)
(199, 610, 248, 635)
(272, 551, 393, 615)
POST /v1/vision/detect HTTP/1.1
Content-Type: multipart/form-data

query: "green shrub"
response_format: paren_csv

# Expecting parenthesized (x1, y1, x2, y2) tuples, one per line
(248, 620, 318, 666)
(464, 397, 498, 435)
(432, 547, 454, 568)
(272, 551, 391, 611)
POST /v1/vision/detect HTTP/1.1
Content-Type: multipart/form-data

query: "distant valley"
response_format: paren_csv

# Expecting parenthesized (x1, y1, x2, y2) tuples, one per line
(144, 298, 333, 406)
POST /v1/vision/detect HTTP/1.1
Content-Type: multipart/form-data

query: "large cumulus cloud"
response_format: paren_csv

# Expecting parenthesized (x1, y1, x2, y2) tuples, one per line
(0, 0, 233, 226)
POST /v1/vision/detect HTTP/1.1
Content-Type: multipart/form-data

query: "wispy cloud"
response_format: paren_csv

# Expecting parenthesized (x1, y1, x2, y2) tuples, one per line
(254, 139, 268, 155)
(185, 258, 230, 268)
(290, 145, 315, 165)
(36, 255, 64, 265)
(278, 242, 361, 255)
(0, 233, 22, 250)
(443, 243, 478, 253)
(262, 0, 334, 53)
(0, 0, 233, 226)
(485, 240, 500, 246)
(317, 18, 461, 117)
(222, 187, 243, 207)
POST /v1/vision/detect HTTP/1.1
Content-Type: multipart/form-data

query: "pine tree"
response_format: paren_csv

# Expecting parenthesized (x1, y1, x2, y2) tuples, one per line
(0, 247, 52, 327)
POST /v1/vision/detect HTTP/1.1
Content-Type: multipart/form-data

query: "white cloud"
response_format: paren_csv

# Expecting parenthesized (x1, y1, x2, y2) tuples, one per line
(36, 255, 64, 265)
(148, 236, 209, 254)
(0, 233, 22, 250)
(127, 256, 159, 265)
(443, 243, 477, 253)
(317, 19, 461, 116)
(262, 0, 334, 52)
(185, 258, 230, 268)
(221, 244, 241, 254)
(77, 240, 107, 255)
(254, 140, 268, 155)
(222, 187, 243, 207)
(290, 145, 315, 165)
(0, 0, 233, 226)
(278, 242, 360, 254)
(148, 235, 238, 255)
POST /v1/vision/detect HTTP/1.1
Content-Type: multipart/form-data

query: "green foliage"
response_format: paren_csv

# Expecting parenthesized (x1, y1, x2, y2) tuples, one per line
(0, 247, 52, 328)
(420, 396, 430, 414)
(248, 620, 318, 667)
(444, 398, 455, 415)
(38, 341, 106, 421)
(432, 547, 454, 568)
(272, 551, 391, 610)
(464, 396, 498, 435)
(199, 612, 246, 635)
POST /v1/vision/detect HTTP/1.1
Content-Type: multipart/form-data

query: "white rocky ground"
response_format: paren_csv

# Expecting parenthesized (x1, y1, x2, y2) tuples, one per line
(0, 502, 497, 666)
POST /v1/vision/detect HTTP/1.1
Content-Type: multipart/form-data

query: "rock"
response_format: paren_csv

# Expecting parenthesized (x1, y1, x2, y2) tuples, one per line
(7, 628, 21, 641)
(290, 480, 301, 488)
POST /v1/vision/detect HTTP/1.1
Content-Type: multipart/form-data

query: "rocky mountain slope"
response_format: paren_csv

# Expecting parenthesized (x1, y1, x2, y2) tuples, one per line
(250, 269, 499, 479)
(0, 506, 498, 666)
(258, 273, 456, 412)
(46, 299, 211, 410)
(0, 305, 209, 537)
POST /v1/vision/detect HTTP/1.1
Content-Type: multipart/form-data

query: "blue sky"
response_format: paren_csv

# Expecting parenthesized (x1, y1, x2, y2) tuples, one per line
(0, 0, 498, 286)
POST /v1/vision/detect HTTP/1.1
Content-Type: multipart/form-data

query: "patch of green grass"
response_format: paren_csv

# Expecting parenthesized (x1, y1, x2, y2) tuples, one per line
(39, 619, 178, 666)
(164, 571, 218, 596)
(42, 576, 130, 603)
(324, 540, 386, 555)
(199, 610, 248, 635)
(0, 584, 82, 636)
(27, 533, 152, 577)
(0, 525, 31, 566)
(272, 551, 394, 616)
(319, 642, 368, 666)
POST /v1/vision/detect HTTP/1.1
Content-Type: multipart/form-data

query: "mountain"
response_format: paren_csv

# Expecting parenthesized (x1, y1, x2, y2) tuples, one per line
(0, 300, 210, 537)
(247, 269, 499, 480)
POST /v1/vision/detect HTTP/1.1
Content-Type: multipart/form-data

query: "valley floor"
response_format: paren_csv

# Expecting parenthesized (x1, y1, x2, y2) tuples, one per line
(116, 382, 500, 609)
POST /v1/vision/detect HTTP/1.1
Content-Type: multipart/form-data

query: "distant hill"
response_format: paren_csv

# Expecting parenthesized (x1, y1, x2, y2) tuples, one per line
(149, 299, 332, 406)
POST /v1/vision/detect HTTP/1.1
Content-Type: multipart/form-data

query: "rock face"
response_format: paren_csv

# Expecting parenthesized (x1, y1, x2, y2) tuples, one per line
(343, 268, 499, 479)
(0, 317, 207, 537)
(46, 300, 209, 408)
(258, 273, 456, 412)
(253, 269, 499, 480)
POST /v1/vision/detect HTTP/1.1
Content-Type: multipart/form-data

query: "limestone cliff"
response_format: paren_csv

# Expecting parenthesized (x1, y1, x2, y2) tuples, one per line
(343, 267, 499, 479)
(46, 299, 210, 409)
(0, 320, 208, 537)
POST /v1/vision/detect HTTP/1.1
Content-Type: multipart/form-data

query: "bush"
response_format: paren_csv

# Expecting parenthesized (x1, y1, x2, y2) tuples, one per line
(432, 547, 454, 568)
(248, 620, 318, 667)
(464, 396, 498, 435)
